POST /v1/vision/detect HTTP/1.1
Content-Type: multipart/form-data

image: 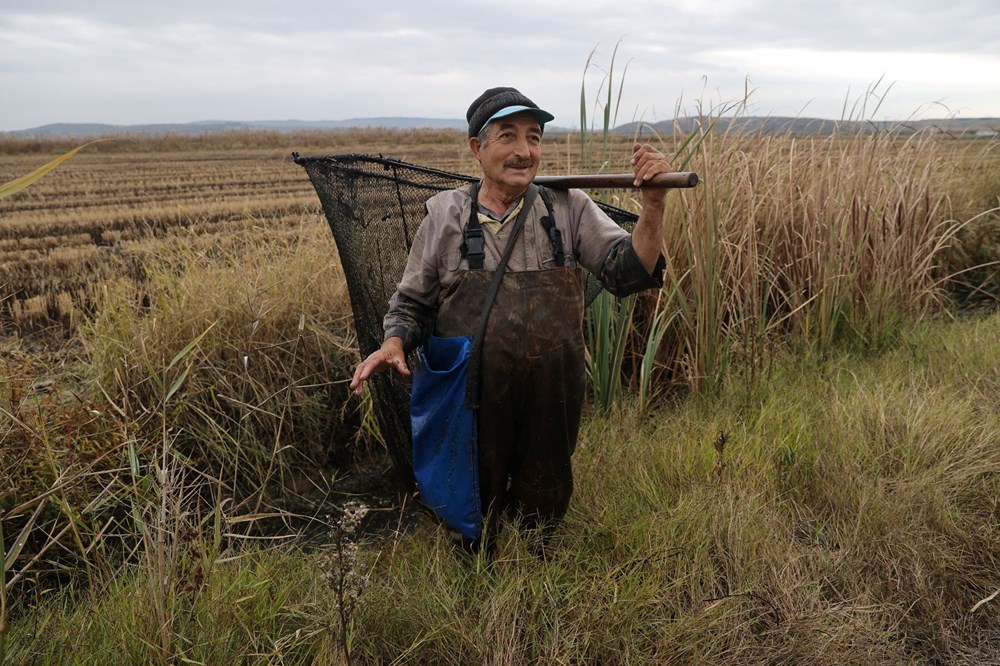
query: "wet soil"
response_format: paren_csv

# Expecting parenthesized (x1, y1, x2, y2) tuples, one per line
(266, 452, 424, 548)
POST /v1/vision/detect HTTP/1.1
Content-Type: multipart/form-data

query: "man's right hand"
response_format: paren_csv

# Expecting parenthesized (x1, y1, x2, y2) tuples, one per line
(350, 336, 410, 395)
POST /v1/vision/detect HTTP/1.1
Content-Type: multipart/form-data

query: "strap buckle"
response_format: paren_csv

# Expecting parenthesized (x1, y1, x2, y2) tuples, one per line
(465, 226, 485, 269)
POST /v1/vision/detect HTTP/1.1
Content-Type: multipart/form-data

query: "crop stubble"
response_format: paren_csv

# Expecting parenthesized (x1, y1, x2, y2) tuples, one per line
(0, 129, 629, 333)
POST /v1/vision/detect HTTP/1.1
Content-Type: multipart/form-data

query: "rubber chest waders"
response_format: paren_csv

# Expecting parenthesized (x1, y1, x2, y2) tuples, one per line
(410, 184, 586, 541)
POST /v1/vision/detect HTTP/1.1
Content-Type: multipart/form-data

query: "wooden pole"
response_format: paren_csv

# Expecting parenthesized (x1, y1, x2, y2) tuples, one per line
(533, 172, 698, 189)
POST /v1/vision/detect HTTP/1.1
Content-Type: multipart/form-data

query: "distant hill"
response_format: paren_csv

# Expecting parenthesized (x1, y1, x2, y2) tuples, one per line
(4, 116, 998, 138)
(617, 116, 1000, 136)
(3, 118, 468, 138)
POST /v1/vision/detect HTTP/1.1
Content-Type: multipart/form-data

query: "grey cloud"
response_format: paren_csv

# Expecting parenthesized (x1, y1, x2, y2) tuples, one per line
(1, 0, 998, 131)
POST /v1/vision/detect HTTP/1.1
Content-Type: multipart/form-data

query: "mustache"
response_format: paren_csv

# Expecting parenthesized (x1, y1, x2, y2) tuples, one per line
(504, 160, 534, 168)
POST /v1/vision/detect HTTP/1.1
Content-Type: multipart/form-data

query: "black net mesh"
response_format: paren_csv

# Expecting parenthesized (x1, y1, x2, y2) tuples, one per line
(293, 153, 638, 481)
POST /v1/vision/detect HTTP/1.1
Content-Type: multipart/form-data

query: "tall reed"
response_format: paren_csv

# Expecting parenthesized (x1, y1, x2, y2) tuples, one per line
(579, 43, 675, 409)
(633, 88, 966, 396)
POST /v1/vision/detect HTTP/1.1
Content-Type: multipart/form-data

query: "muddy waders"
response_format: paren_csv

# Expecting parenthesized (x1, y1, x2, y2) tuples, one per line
(410, 184, 586, 548)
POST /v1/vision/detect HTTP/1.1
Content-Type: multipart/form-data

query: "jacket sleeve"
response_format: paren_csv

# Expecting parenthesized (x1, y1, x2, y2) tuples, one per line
(567, 190, 665, 297)
(383, 291, 435, 353)
(383, 216, 439, 353)
(595, 236, 665, 297)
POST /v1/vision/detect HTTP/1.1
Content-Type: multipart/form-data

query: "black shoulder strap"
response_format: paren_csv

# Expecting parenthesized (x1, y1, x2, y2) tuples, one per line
(464, 185, 561, 270)
(465, 184, 539, 409)
(462, 182, 485, 270)
(537, 187, 564, 267)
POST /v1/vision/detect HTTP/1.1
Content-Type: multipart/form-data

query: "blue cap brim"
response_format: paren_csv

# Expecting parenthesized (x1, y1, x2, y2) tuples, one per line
(486, 105, 555, 127)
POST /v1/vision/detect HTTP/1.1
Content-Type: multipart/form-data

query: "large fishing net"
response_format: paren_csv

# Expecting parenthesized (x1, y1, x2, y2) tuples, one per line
(293, 153, 637, 482)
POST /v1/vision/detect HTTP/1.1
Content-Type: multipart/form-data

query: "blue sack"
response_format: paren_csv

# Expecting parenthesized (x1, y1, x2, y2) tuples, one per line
(410, 334, 482, 540)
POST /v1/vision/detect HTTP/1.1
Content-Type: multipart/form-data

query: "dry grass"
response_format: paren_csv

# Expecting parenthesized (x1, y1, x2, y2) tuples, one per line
(11, 313, 999, 664)
(2, 217, 359, 656)
(344, 314, 1000, 664)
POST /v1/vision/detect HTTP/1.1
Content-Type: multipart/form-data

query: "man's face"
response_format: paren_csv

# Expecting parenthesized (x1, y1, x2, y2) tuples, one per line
(470, 112, 542, 194)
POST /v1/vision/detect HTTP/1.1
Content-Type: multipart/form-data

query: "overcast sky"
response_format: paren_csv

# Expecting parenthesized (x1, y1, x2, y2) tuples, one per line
(2, 0, 998, 132)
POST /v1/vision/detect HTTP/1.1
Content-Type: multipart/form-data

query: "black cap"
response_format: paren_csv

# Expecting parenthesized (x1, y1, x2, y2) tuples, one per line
(466, 87, 555, 138)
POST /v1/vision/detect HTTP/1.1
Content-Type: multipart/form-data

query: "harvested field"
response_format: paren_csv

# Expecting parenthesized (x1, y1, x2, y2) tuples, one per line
(0, 129, 639, 333)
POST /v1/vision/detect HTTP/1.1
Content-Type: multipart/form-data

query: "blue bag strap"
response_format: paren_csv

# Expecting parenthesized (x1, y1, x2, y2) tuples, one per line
(464, 183, 539, 409)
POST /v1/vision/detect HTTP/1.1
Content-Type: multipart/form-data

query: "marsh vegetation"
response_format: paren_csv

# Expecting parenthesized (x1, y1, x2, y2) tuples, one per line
(2, 115, 999, 663)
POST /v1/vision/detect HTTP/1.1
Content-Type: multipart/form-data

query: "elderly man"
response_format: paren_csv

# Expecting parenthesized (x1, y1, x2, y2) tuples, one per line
(350, 86, 672, 544)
